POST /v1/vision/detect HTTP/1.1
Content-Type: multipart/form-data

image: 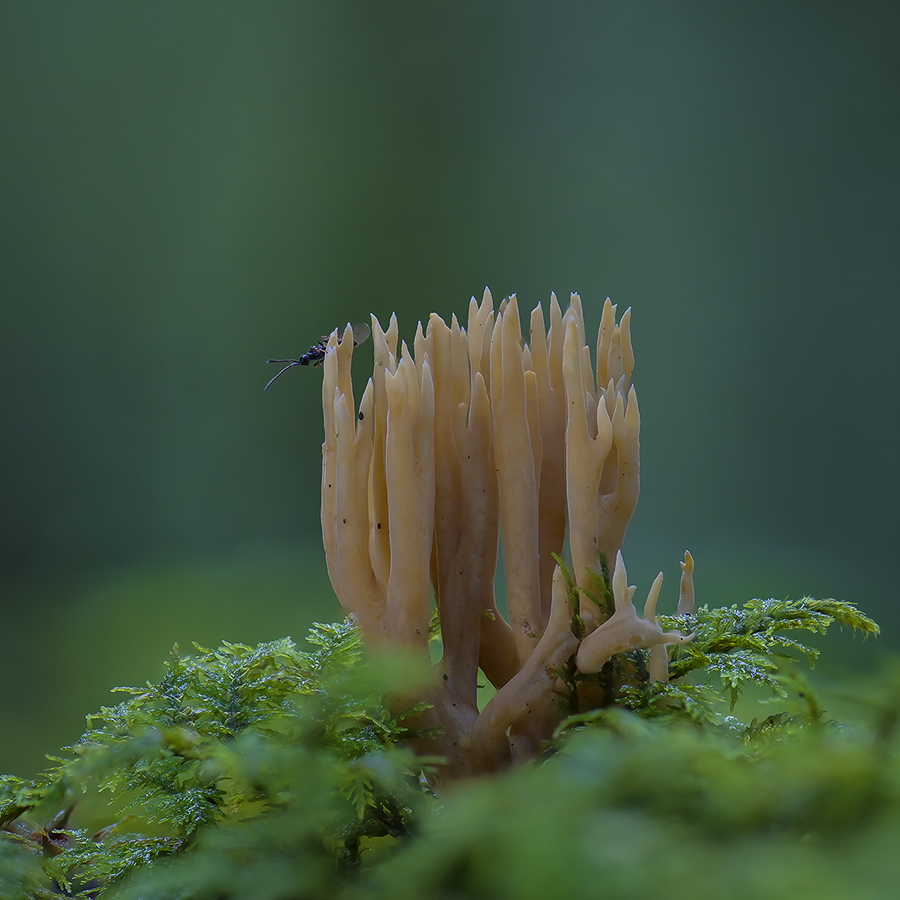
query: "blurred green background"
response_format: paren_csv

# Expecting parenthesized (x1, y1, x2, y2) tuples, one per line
(1, 2, 898, 775)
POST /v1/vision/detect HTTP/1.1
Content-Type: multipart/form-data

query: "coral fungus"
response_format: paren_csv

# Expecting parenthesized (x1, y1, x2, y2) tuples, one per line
(320, 290, 692, 777)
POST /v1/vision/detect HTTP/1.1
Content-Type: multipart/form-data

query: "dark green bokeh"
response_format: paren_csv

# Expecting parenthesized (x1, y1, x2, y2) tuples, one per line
(1, 3, 898, 773)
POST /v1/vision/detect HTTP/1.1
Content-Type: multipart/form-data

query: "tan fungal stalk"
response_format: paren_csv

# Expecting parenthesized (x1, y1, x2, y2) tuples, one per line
(470, 564, 579, 770)
(562, 298, 640, 610)
(321, 321, 436, 656)
(529, 295, 568, 624)
(575, 551, 693, 677)
(490, 297, 544, 660)
(678, 550, 695, 615)
(319, 290, 692, 779)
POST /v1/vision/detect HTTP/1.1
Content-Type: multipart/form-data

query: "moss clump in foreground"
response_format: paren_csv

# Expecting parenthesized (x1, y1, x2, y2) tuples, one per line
(0, 589, 888, 900)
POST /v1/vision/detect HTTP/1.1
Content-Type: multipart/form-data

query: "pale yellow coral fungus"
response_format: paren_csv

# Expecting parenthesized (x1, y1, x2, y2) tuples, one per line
(320, 290, 692, 777)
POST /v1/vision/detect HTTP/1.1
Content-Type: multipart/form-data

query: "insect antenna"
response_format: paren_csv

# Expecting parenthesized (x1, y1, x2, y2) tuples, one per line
(264, 360, 301, 392)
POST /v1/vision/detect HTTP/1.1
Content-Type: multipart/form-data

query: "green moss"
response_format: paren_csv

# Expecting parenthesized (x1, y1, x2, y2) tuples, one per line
(0, 592, 890, 899)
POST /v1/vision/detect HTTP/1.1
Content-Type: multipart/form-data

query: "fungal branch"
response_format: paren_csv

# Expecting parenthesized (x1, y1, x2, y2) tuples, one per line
(320, 291, 693, 778)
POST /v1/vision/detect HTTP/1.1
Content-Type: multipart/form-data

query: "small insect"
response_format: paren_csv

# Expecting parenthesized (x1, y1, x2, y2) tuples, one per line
(265, 322, 370, 391)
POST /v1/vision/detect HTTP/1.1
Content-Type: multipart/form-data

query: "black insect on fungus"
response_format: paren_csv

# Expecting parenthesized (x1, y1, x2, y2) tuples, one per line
(265, 322, 370, 391)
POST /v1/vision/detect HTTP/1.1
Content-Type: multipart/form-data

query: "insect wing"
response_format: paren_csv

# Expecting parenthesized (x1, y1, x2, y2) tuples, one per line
(316, 323, 369, 349)
(350, 322, 371, 346)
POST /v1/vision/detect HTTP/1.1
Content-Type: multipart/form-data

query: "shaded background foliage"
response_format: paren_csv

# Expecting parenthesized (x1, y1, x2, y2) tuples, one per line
(1, 2, 898, 774)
